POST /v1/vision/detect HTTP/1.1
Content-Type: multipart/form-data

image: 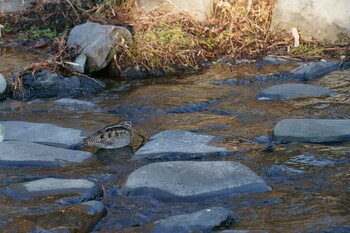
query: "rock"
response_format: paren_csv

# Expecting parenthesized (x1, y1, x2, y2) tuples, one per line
(12, 70, 105, 100)
(6, 178, 103, 202)
(68, 22, 132, 72)
(0, 0, 36, 12)
(291, 61, 339, 81)
(152, 206, 235, 233)
(261, 56, 288, 65)
(0, 124, 4, 142)
(0, 141, 92, 167)
(271, 0, 350, 42)
(213, 78, 251, 86)
(2, 201, 107, 232)
(273, 119, 350, 143)
(0, 121, 85, 146)
(255, 71, 293, 84)
(70, 54, 87, 73)
(136, 0, 213, 22)
(0, 73, 7, 98)
(122, 161, 271, 201)
(218, 230, 268, 233)
(256, 83, 336, 100)
(132, 130, 229, 161)
(54, 98, 97, 108)
(167, 101, 214, 114)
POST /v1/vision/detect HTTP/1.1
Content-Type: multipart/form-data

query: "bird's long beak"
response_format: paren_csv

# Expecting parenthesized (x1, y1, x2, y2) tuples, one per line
(132, 128, 147, 145)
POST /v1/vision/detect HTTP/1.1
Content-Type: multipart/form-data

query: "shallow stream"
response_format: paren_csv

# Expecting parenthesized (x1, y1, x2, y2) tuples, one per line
(0, 47, 349, 232)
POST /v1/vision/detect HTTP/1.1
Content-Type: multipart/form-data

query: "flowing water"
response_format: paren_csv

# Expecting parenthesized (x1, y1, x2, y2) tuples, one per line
(0, 48, 349, 232)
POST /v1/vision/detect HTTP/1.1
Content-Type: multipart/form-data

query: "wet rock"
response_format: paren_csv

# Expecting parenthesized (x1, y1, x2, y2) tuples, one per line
(132, 130, 229, 161)
(255, 71, 293, 84)
(213, 78, 251, 86)
(256, 83, 336, 100)
(152, 206, 235, 233)
(167, 101, 212, 113)
(0, 73, 7, 98)
(6, 178, 103, 202)
(68, 22, 132, 72)
(12, 70, 105, 100)
(3, 201, 107, 232)
(291, 61, 338, 81)
(273, 119, 350, 143)
(0, 121, 85, 146)
(122, 161, 272, 201)
(271, 0, 350, 42)
(0, 124, 4, 142)
(261, 56, 288, 65)
(0, 141, 92, 167)
(54, 98, 97, 108)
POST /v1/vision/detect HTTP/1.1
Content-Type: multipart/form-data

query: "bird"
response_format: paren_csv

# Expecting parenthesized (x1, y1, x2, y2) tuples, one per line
(83, 121, 145, 149)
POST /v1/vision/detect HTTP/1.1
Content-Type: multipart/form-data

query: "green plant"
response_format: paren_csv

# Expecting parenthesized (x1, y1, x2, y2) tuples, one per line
(17, 27, 57, 40)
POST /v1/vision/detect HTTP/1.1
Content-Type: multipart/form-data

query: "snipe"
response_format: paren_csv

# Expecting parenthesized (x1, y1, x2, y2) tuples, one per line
(83, 121, 145, 149)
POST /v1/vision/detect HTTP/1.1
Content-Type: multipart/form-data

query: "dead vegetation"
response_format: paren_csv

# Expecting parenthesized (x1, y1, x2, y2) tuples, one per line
(1, 0, 349, 80)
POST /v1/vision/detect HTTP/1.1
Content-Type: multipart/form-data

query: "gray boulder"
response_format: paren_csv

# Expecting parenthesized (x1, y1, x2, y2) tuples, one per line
(271, 0, 350, 42)
(0, 73, 7, 98)
(137, 0, 212, 22)
(12, 70, 105, 100)
(152, 206, 235, 233)
(273, 119, 350, 143)
(6, 178, 103, 202)
(122, 161, 271, 201)
(256, 83, 336, 100)
(292, 61, 339, 81)
(0, 121, 85, 147)
(132, 130, 229, 161)
(68, 22, 132, 72)
(0, 0, 36, 12)
(0, 141, 92, 167)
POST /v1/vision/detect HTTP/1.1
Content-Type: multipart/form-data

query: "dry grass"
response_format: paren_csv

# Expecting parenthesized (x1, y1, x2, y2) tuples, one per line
(109, 0, 292, 73)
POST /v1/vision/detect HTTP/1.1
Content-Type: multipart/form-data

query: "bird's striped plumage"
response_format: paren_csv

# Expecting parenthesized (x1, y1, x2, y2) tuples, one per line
(83, 121, 135, 149)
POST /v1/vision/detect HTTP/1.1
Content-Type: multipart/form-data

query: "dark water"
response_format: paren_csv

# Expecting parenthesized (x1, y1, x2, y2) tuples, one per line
(0, 52, 349, 232)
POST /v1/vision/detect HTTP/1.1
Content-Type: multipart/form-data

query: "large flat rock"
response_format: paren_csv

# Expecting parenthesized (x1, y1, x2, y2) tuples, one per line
(0, 141, 92, 167)
(152, 206, 234, 233)
(6, 178, 103, 202)
(273, 119, 350, 143)
(256, 83, 336, 100)
(122, 161, 271, 201)
(0, 121, 85, 146)
(132, 130, 229, 161)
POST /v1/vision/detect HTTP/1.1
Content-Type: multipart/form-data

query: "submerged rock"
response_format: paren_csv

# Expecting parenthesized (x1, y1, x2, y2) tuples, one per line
(213, 77, 251, 86)
(3, 201, 107, 232)
(0, 141, 92, 167)
(122, 161, 271, 201)
(54, 98, 97, 108)
(12, 70, 105, 100)
(152, 206, 235, 233)
(273, 119, 350, 143)
(6, 178, 103, 202)
(256, 83, 336, 100)
(291, 61, 338, 81)
(132, 130, 229, 161)
(68, 22, 132, 72)
(0, 121, 85, 147)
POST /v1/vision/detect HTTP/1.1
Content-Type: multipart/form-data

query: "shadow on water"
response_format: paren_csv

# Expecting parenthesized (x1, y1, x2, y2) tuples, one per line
(0, 57, 349, 232)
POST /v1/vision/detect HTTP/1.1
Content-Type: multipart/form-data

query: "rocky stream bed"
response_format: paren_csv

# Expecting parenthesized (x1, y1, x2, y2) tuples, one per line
(0, 48, 349, 232)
